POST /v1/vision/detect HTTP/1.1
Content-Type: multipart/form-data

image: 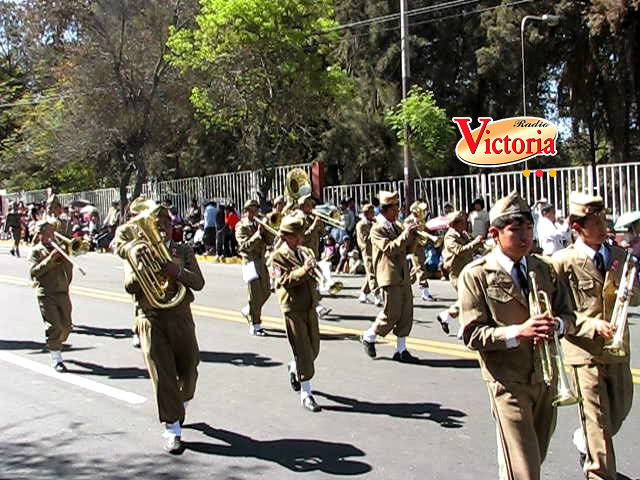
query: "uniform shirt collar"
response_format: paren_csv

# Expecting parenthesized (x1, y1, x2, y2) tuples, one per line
(574, 237, 609, 263)
(494, 246, 527, 275)
(376, 214, 395, 230)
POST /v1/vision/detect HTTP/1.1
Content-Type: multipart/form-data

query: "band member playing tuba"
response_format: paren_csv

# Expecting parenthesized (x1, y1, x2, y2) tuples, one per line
(460, 191, 575, 480)
(118, 199, 205, 454)
(552, 192, 640, 478)
(28, 220, 74, 372)
(236, 199, 275, 336)
(271, 215, 322, 412)
(360, 191, 420, 363)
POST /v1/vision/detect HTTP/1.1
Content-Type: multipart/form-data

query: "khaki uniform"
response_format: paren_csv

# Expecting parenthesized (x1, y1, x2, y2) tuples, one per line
(370, 218, 416, 338)
(125, 241, 204, 424)
(442, 228, 484, 316)
(356, 218, 377, 295)
(302, 213, 325, 260)
(552, 244, 640, 480)
(460, 251, 575, 480)
(271, 243, 320, 382)
(235, 217, 274, 326)
(28, 243, 74, 351)
(403, 214, 429, 289)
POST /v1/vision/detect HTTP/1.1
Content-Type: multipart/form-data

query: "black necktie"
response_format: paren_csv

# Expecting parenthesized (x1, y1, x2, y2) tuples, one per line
(594, 251, 606, 278)
(515, 262, 529, 298)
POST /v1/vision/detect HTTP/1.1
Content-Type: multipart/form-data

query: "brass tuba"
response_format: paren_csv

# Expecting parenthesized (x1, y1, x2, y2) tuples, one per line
(603, 253, 637, 356)
(118, 200, 186, 310)
(529, 271, 580, 407)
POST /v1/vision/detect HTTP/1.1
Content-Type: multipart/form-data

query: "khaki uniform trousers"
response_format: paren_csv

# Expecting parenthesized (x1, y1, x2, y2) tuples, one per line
(38, 293, 72, 351)
(410, 247, 429, 288)
(360, 253, 377, 295)
(248, 264, 271, 326)
(137, 307, 199, 424)
(372, 284, 413, 338)
(574, 363, 633, 480)
(487, 380, 557, 480)
(446, 275, 461, 318)
(284, 309, 320, 382)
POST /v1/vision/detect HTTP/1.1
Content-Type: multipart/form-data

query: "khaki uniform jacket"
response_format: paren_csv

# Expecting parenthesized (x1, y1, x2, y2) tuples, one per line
(28, 243, 73, 296)
(371, 217, 416, 288)
(271, 243, 320, 313)
(302, 213, 325, 259)
(124, 241, 205, 314)
(442, 228, 483, 279)
(355, 219, 373, 257)
(402, 214, 422, 254)
(552, 244, 640, 365)
(460, 250, 575, 383)
(235, 217, 274, 269)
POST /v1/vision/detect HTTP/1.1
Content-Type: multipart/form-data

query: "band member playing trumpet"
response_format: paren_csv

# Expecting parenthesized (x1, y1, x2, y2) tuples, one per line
(438, 210, 484, 336)
(271, 215, 322, 412)
(460, 191, 575, 480)
(404, 201, 435, 301)
(236, 199, 275, 336)
(552, 192, 640, 479)
(360, 191, 420, 363)
(356, 204, 381, 305)
(28, 220, 74, 372)
(120, 201, 205, 454)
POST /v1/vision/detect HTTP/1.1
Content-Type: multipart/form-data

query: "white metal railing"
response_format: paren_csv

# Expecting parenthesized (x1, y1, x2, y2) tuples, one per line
(415, 174, 483, 215)
(597, 162, 640, 219)
(323, 181, 403, 208)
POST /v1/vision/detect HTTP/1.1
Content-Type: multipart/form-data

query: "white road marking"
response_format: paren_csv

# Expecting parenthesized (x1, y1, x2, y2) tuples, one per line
(0, 351, 146, 405)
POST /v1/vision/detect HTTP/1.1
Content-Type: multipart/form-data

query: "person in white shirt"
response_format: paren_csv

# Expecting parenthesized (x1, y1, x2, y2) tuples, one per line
(535, 204, 565, 255)
(468, 198, 490, 239)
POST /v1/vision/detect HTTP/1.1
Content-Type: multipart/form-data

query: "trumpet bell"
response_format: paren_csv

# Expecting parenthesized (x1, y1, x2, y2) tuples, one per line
(553, 388, 581, 407)
(328, 281, 344, 295)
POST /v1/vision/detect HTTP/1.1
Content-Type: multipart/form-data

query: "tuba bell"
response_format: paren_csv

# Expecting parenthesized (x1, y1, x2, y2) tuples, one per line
(118, 199, 186, 310)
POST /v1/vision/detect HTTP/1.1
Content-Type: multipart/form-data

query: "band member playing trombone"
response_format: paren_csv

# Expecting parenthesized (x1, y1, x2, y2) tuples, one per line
(552, 192, 640, 479)
(460, 191, 575, 480)
(236, 199, 275, 336)
(46, 193, 73, 238)
(356, 204, 381, 305)
(360, 191, 420, 363)
(28, 220, 74, 372)
(271, 215, 322, 412)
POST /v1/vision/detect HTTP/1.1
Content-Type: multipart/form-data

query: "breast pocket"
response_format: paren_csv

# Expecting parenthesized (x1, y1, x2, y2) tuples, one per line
(572, 277, 597, 307)
(486, 286, 521, 326)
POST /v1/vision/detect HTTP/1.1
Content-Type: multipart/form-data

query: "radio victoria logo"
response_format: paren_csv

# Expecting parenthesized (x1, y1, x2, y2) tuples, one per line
(452, 117, 558, 168)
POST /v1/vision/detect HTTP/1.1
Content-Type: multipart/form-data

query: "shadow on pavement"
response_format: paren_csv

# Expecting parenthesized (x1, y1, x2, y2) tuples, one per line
(314, 391, 466, 428)
(183, 422, 372, 475)
(0, 339, 93, 354)
(72, 324, 133, 340)
(199, 351, 282, 368)
(378, 356, 479, 369)
(65, 359, 149, 379)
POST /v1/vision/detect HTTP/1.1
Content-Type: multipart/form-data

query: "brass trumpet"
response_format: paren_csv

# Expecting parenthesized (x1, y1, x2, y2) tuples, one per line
(54, 232, 90, 256)
(603, 253, 637, 356)
(529, 271, 580, 406)
(312, 204, 346, 230)
(300, 249, 343, 295)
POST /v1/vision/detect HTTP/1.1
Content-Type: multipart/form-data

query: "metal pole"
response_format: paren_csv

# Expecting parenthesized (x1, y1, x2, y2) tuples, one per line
(400, 0, 414, 205)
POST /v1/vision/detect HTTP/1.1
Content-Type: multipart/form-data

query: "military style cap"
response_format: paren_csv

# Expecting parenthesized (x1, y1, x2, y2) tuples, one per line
(489, 191, 531, 225)
(379, 191, 399, 207)
(297, 194, 313, 206)
(447, 210, 465, 226)
(273, 195, 285, 205)
(569, 191, 604, 217)
(279, 215, 305, 234)
(410, 201, 429, 213)
(35, 219, 54, 234)
(244, 199, 259, 210)
(361, 203, 375, 214)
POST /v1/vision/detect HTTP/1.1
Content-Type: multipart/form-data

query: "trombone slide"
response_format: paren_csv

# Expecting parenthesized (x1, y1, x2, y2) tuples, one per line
(50, 241, 87, 276)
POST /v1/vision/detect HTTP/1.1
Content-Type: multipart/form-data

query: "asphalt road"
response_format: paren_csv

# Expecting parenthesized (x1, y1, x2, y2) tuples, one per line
(1, 246, 639, 480)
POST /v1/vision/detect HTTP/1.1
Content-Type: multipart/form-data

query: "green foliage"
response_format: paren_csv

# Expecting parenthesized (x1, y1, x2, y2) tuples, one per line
(385, 86, 454, 171)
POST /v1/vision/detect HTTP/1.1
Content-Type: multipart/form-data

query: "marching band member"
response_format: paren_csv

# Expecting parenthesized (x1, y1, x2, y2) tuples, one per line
(4, 202, 22, 257)
(404, 201, 435, 301)
(28, 220, 74, 372)
(356, 204, 381, 305)
(360, 191, 420, 363)
(271, 215, 322, 412)
(123, 201, 205, 453)
(460, 191, 574, 480)
(46, 193, 73, 238)
(236, 199, 274, 336)
(438, 210, 484, 336)
(552, 192, 640, 479)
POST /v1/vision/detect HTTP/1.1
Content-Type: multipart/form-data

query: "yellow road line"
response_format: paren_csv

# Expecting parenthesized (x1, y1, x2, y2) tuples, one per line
(1, 275, 639, 377)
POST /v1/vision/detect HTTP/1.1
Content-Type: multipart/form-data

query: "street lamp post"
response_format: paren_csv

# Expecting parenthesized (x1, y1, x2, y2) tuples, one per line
(520, 13, 560, 174)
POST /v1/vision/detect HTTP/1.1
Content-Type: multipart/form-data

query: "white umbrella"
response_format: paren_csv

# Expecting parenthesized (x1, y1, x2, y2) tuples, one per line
(614, 211, 640, 232)
(80, 205, 98, 214)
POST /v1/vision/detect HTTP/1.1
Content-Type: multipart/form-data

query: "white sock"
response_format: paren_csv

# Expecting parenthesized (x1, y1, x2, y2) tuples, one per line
(183, 400, 189, 410)
(363, 328, 376, 343)
(241, 305, 250, 317)
(396, 336, 406, 353)
(164, 420, 181, 438)
(572, 428, 587, 454)
(300, 380, 312, 400)
(289, 360, 297, 375)
(438, 311, 450, 324)
(50, 351, 63, 366)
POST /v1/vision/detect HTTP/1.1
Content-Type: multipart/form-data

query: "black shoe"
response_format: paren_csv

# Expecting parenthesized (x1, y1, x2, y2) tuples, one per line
(9, 249, 14, 256)
(164, 435, 183, 454)
(288, 365, 301, 392)
(54, 362, 67, 373)
(253, 328, 267, 337)
(302, 395, 321, 412)
(579, 452, 586, 470)
(361, 336, 376, 358)
(438, 318, 450, 334)
(392, 350, 419, 364)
